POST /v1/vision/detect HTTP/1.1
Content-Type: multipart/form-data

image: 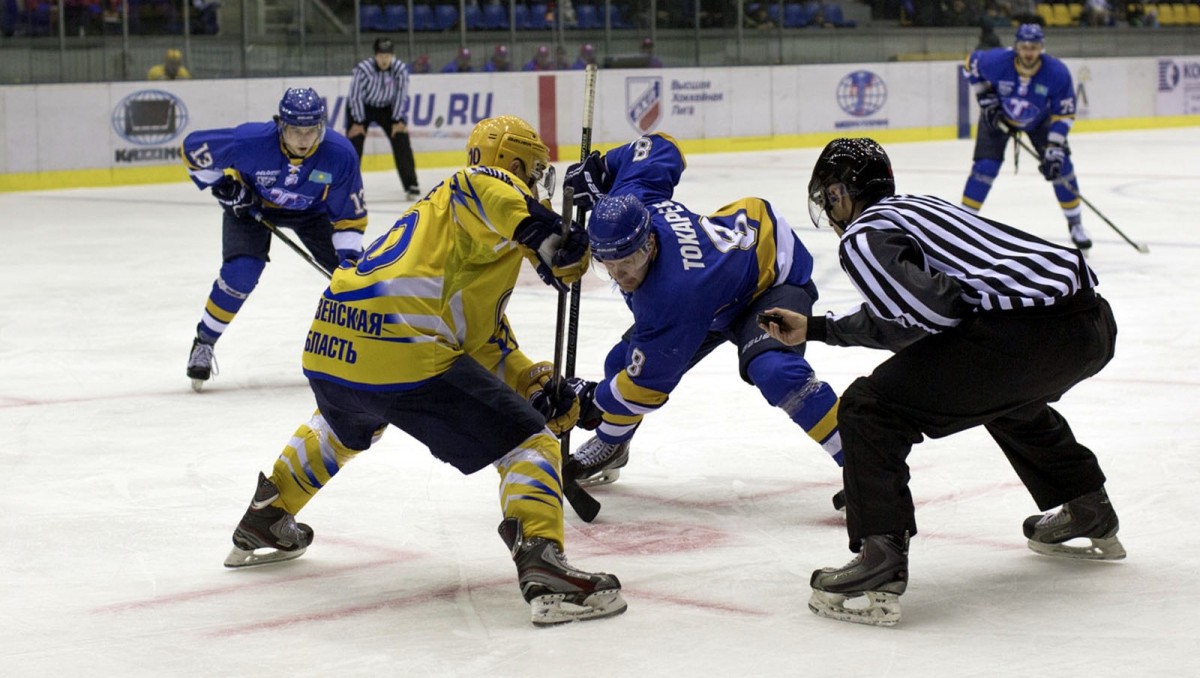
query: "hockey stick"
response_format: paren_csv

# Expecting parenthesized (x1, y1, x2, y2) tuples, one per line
(557, 64, 602, 523)
(251, 211, 335, 279)
(1010, 135, 1149, 254)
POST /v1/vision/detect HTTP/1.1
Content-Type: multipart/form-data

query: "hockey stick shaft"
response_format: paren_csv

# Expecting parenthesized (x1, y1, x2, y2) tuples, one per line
(1011, 135, 1149, 253)
(253, 212, 335, 279)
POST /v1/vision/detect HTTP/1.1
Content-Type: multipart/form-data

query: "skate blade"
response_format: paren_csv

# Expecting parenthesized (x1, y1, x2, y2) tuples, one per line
(190, 378, 207, 393)
(1027, 535, 1126, 561)
(529, 590, 628, 626)
(808, 589, 902, 627)
(577, 469, 621, 489)
(223, 545, 307, 568)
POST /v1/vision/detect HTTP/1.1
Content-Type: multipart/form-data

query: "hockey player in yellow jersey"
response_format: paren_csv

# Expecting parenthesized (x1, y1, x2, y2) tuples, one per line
(223, 116, 627, 626)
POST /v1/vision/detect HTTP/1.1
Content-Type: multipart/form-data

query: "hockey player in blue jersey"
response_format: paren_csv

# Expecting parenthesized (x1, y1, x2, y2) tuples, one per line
(962, 24, 1093, 250)
(181, 87, 368, 391)
(560, 133, 843, 505)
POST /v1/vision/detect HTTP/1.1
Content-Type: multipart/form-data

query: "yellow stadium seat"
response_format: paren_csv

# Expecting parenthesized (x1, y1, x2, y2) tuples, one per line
(1068, 3, 1083, 21)
(1157, 3, 1175, 23)
(1170, 4, 1188, 25)
(1036, 3, 1056, 25)
(1051, 3, 1072, 25)
(1187, 4, 1200, 26)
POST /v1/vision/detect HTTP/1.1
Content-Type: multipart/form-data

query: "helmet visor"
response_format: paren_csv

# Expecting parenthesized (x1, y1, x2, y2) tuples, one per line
(528, 161, 556, 200)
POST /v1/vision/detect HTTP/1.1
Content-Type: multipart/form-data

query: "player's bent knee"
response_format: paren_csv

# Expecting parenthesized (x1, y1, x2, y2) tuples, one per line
(220, 256, 267, 294)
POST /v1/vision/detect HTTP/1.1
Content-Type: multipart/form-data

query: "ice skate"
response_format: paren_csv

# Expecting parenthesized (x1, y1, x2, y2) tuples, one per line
(567, 436, 630, 488)
(498, 518, 627, 626)
(186, 336, 218, 392)
(405, 187, 422, 200)
(1023, 487, 1125, 560)
(809, 533, 909, 627)
(224, 472, 313, 568)
(1069, 222, 1093, 251)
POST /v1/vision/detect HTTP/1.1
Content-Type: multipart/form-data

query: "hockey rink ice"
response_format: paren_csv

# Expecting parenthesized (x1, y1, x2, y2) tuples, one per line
(2, 127, 1199, 676)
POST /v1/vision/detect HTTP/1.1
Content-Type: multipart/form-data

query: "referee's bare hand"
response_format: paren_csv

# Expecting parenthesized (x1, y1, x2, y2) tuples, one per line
(392, 121, 408, 135)
(758, 307, 808, 346)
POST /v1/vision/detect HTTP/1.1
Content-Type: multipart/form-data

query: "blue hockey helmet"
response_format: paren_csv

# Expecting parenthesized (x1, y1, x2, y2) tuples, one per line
(1015, 23, 1044, 44)
(589, 194, 652, 262)
(278, 88, 327, 127)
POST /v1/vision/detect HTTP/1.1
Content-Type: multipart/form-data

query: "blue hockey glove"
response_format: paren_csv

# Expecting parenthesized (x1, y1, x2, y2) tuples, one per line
(514, 197, 590, 293)
(211, 177, 259, 220)
(569, 377, 603, 431)
(1039, 144, 1066, 180)
(563, 150, 611, 211)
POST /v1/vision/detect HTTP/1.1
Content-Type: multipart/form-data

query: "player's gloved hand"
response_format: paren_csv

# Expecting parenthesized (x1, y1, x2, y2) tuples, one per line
(563, 151, 611, 211)
(211, 177, 259, 220)
(976, 92, 1007, 131)
(336, 248, 363, 266)
(568, 377, 603, 430)
(515, 197, 591, 293)
(1039, 143, 1066, 180)
(519, 362, 580, 435)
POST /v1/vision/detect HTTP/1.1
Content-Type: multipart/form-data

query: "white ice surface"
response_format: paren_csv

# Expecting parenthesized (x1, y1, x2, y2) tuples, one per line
(2, 128, 1199, 677)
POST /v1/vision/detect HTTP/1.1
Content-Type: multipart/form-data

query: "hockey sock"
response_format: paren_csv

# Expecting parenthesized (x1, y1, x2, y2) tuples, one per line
(748, 351, 843, 465)
(961, 158, 1001, 212)
(495, 432, 565, 548)
(197, 256, 265, 343)
(269, 412, 374, 515)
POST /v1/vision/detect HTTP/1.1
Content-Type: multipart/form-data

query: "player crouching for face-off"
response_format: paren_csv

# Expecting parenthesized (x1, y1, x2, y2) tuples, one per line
(223, 115, 626, 626)
(761, 137, 1123, 627)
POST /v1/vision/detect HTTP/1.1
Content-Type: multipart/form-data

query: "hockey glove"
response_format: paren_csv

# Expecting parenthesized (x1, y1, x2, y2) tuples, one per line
(211, 177, 259, 220)
(1039, 143, 1066, 180)
(563, 151, 612, 211)
(518, 362, 581, 436)
(976, 92, 1010, 133)
(514, 197, 591, 293)
(569, 377, 603, 431)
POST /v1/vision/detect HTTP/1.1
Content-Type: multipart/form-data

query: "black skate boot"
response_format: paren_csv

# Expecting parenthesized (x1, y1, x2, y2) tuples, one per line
(1068, 219, 1093, 251)
(832, 489, 846, 512)
(186, 336, 218, 393)
(566, 436, 630, 488)
(809, 533, 909, 627)
(498, 518, 627, 626)
(224, 472, 314, 568)
(1023, 487, 1125, 560)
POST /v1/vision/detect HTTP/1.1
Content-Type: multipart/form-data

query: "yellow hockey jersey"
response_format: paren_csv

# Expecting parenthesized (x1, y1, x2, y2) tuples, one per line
(301, 165, 543, 390)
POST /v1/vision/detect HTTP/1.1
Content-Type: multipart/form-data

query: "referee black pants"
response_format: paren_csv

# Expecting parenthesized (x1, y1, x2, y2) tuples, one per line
(345, 104, 419, 192)
(838, 292, 1117, 551)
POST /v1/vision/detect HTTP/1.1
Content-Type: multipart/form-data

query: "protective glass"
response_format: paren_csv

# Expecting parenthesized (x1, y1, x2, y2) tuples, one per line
(592, 241, 652, 286)
(807, 182, 847, 229)
(282, 123, 324, 154)
(529, 162, 556, 200)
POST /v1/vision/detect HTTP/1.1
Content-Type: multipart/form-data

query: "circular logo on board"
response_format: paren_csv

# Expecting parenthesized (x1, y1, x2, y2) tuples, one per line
(836, 71, 887, 117)
(111, 90, 189, 146)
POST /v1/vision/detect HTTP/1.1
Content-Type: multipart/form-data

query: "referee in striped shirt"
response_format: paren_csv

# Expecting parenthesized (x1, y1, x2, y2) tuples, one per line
(762, 138, 1123, 626)
(345, 37, 421, 199)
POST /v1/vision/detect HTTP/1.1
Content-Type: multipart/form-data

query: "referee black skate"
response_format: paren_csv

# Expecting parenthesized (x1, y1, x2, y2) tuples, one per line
(761, 137, 1124, 627)
(345, 37, 421, 200)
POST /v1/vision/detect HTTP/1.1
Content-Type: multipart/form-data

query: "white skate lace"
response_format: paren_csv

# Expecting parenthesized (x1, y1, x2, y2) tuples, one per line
(189, 342, 219, 376)
(1035, 505, 1073, 529)
(575, 437, 617, 467)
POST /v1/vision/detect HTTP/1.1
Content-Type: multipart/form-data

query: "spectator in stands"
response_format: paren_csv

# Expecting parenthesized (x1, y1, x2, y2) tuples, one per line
(572, 43, 599, 69)
(1082, 0, 1113, 26)
(483, 44, 511, 72)
(148, 49, 191, 80)
(442, 47, 473, 73)
(639, 37, 663, 68)
(554, 45, 570, 70)
(1006, 0, 1041, 25)
(412, 55, 432, 74)
(744, 4, 777, 29)
(941, 0, 980, 26)
(975, 22, 1002, 50)
(810, 5, 836, 27)
(979, 0, 1012, 28)
(523, 45, 553, 71)
(191, 0, 220, 34)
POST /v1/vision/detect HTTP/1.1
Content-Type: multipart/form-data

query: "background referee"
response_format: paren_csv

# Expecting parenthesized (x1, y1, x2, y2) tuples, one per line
(345, 37, 421, 200)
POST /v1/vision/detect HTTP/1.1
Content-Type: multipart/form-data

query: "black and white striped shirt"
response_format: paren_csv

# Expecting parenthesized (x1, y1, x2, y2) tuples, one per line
(827, 194, 1097, 342)
(347, 57, 410, 124)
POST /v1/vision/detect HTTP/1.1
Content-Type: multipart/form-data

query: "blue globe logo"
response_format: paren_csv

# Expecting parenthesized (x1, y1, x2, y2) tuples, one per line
(111, 90, 189, 146)
(836, 71, 887, 117)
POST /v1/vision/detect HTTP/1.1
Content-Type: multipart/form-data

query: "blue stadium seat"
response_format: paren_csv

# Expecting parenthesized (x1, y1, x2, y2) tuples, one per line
(383, 5, 408, 31)
(574, 4, 599, 28)
(528, 3, 552, 29)
(412, 4, 435, 31)
(823, 3, 856, 26)
(463, 4, 484, 29)
(511, 3, 530, 29)
(766, 3, 781, 23)
(360, 4, 385, 32)
(434, 4, 458, 30)
(606, 4, 630, 28)
(483, 3, 509, 29)
(783, 3, 809, 26)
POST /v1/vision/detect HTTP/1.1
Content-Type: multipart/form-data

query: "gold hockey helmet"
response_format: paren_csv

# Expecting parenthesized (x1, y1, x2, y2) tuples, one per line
(466, 115, 555, 197)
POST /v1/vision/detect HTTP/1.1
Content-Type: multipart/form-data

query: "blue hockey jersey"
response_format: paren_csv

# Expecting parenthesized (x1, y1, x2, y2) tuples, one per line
(590, 133, 815, 443)
(965, 47, 1076, 143)
(181, 122, 368, 236)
